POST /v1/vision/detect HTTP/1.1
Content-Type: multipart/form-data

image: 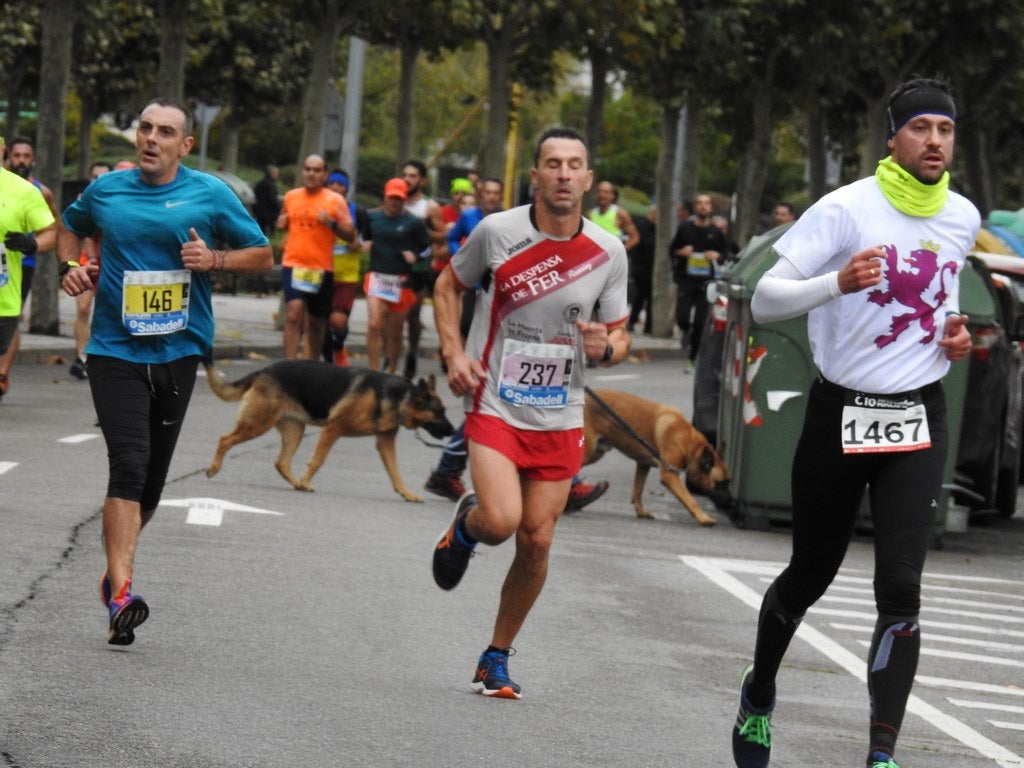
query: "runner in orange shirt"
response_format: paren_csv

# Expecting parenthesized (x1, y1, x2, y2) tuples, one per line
(276, 154, 355, 359)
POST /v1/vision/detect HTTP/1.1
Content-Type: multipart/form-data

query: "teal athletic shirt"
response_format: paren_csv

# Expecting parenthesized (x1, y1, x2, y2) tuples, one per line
(63, 166, 268, 364)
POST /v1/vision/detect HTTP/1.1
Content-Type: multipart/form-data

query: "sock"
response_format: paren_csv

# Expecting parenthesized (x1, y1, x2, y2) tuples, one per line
(485, 645, 511, 656)
(867, 616, 920, 759)
(748, 582, 803, 710)
(112, 577, 133, 603)
(456, 516, 477, 546)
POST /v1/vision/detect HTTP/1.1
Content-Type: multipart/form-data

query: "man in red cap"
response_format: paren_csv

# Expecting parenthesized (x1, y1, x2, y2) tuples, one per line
(360, 177, 431, 373)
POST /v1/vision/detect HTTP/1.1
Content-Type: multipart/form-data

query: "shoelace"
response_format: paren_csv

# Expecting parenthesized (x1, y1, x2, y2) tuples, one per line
(738, 713, 772, 748)
(483, 648, 516, 682)
(869, 760, 899, 768)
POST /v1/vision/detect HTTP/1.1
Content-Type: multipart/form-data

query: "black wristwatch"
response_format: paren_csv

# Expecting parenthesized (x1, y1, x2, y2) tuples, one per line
(601, 342, 614, 363)
(58, 260, 80, 279)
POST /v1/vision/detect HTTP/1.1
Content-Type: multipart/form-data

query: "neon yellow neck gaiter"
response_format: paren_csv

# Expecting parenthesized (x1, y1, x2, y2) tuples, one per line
(875, 156, 949, 217)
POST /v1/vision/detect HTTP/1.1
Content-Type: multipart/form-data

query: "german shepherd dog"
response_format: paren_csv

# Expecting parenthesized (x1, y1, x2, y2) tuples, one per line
(583, 388, 731, 525)
(204, 360, 454, 501)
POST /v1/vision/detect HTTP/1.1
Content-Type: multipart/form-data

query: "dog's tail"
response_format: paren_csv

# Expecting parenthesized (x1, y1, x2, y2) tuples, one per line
(203, 359, 259, 402)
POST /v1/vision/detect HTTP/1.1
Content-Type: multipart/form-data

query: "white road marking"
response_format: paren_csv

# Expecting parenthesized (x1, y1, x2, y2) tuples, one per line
(681, 555, 1024, 768)
(853, 639, 1024, 668)
(0, 461, 18, 475)
(916, 676, 1024, 698)
(57, 433, 100, 444)
(991, 721, 1024, 732)
(832, 623, 1024, 653)
(158, 497, 284, 527)
(949, 699, 1024, 715)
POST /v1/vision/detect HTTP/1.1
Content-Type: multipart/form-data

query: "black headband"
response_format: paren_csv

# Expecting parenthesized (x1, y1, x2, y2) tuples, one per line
(887, 87, 956, 137)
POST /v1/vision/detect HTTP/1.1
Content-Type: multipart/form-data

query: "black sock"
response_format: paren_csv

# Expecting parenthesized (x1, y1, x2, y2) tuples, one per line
(485, 645, 511, 655)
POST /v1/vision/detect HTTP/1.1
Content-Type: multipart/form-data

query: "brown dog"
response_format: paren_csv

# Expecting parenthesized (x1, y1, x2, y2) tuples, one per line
(204, 360, 454, 501)
(583, 388, 730, 525)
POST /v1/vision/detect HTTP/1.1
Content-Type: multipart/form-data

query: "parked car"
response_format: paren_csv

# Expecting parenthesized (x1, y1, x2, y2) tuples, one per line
(954, 253, 1024, 518)
(692, 229, 1024, 521)
(204, 169, 257, 213)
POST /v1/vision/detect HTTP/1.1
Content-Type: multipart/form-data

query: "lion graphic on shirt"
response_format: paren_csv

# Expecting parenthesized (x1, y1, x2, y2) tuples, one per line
(867, 241, 958, 348)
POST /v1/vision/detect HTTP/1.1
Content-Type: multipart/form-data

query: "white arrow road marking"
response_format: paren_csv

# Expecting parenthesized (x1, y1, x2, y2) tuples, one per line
(58, 433, 100, 444)
(158, 497, 284, 526)
(0, 461, 18, 476)
(681, 556, 1024, 768)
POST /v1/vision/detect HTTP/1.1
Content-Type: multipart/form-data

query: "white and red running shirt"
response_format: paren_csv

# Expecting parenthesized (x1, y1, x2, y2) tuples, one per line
(449, 204, 629, 431)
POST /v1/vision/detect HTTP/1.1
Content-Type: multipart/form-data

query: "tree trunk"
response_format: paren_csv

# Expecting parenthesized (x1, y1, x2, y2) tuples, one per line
(481, 31, 511, 180)
(733, 83, 773, 247)
(4, 61, 28, 139)
(298, 0, 342, 165)
(156, 0, 187, 102)
(806, 107, 826, 203)
(395, 39, 419, 169)
(78, 94, 98, 178)
(583, 42, 610, 211)
(220, 119, 240, 174)
(586, 44, 610, 162)
(652, 106, 681, 339)
(30, 0, 76, 336)
(954, 113, 992, 217)
(680, 101, 702, 206)
(859, 95, 889, 180)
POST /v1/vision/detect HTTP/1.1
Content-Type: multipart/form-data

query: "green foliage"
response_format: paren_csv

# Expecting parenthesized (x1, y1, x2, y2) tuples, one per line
(592, 91, 662, 193)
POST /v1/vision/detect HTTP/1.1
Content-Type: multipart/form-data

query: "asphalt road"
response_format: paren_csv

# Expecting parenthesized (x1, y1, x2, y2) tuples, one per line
(1, 356, 1022, 768)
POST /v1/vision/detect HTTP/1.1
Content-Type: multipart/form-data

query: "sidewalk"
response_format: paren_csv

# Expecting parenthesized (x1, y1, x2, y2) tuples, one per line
(17, 291, 683, 364)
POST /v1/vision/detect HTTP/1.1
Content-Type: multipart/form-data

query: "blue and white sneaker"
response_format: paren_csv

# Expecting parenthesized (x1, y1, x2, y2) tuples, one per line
(471, 648, 522, 700)
(107, 586, 149, 646)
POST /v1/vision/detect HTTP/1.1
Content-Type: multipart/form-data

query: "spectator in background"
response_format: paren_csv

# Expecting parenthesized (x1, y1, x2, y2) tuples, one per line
(0, 135, 56, 402)
(628, 204, 657, 335)
(441, 177, 474, 234)
(69, 160, 112, 380)
(361, 177, 431, 374)
(0, 135, 59, 396)
(401, 159, 446, 379)
(588, 180, 640, 251)
(254, 164, 282, 237)
(711, 214, 740, 262)
(322, 169, 367, 366)
(670, 192, 729, 368)
(772, 201, 797, 226)
(276, 154, 355, 360)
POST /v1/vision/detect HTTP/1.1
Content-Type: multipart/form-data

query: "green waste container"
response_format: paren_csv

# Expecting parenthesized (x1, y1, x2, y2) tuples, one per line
(716, 227, 985, 544)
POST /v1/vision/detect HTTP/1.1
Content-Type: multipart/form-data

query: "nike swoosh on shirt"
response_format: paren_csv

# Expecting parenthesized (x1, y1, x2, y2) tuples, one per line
(165, 200, 188, 208)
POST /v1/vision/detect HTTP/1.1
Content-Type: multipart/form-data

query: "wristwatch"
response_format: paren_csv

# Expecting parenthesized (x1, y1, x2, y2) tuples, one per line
(601, 343, 614, 363)
(57, 260, 80, 279)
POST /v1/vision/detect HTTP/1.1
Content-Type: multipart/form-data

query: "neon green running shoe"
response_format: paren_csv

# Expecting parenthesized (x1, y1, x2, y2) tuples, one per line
(732, 664, 773, 768)
(867, 752, 900, 768)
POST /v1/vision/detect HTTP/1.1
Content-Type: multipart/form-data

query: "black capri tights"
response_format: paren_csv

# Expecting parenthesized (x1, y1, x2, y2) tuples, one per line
(88, 355, 199, 512)
(773, 377, 948, 619)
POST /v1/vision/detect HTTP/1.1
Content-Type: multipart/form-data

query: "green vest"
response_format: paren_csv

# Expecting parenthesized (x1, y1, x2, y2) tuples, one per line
(589, 205, 621, 238)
